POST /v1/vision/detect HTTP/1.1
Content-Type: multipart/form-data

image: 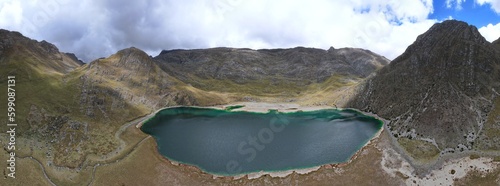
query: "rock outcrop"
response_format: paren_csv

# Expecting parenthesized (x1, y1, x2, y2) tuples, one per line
(348, 20, 500, 154)
(154, 47, 389, 94)
(0, 29, 83, 74)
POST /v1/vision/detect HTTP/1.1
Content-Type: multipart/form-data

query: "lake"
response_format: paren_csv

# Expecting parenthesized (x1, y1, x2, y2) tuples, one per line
(141, 107, 383, 176)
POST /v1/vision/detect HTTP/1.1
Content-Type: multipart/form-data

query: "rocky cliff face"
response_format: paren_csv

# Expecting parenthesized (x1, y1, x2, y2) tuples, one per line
(348, 20, 500, 157)
(154, 47, 389, 95)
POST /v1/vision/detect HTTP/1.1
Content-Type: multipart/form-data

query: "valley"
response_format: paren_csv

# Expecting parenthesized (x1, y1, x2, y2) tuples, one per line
(1, 20, 500, 185)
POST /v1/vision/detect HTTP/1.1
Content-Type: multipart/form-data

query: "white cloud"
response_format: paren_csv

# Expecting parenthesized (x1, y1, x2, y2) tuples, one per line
(479, 22, 500, 42)
(475, 0, 500, 13)
(0, 0, 22, 27)
(446, 0, 466, 10)
(0, 0, 438, 61)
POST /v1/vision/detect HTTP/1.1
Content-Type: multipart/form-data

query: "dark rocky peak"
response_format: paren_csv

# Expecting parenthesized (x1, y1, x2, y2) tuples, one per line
(159, 49, 187, 55)
(155, 47, 234, 61)
(116, 47, 150, 59)
(396, 20, 489, 62)
(0, 30, 59, 55)
(0, 29, 60, 57)
(0, 29, 28, 53)
(97, 47, 158, 72)
(347, 20, 500, 152)
(64, 53, 84, 65)
(0, 29, 22, 36)
(0, 29, 82, 73)
(289, 46, 326, 53)
(0, 29, 25, 41)
(256, 48, 287, 53)
(416, 20, 487, 45)
(40, 40, 60, 54)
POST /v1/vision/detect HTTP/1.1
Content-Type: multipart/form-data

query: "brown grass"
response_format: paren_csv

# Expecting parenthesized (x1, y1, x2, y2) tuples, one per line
(454, 166, 500, 186)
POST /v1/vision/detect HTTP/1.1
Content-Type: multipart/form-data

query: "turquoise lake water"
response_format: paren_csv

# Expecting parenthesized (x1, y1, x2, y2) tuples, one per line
(141, 107, 383, 176)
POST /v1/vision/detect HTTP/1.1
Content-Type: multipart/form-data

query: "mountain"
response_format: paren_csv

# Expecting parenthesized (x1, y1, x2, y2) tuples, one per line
(78, 47, 197, 111)
(494, 37, 500, 51)
(0, 28, 388, 181)
(154, 47, 389, 97)
(0, 29, 82, 74)
(2, 22, 500, 185)
(348, 20, 500, 160)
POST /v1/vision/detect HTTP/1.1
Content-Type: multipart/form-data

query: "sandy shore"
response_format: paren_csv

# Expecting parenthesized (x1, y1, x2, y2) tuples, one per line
(136, 102, 387, 180)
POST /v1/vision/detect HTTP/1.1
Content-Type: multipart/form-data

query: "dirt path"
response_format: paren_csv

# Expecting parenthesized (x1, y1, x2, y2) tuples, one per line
(86, 136, 151, 186)
(17, 156, 57, 186)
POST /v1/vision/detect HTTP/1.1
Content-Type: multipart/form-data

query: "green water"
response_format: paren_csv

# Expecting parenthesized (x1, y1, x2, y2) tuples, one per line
(141, 107, 383, 176)
(224, 105, 245, 111)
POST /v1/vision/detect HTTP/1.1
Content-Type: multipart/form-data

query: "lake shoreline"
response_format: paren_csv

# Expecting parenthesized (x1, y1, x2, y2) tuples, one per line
(138, 102, 388, 179)
(151, 126, 385, 180)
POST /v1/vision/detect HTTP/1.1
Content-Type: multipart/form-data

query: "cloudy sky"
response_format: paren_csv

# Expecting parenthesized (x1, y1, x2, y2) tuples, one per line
(0, 0, 499, 62)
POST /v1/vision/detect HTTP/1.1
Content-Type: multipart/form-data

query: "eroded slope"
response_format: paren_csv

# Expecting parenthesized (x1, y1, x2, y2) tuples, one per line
(348, 20, 500, 160)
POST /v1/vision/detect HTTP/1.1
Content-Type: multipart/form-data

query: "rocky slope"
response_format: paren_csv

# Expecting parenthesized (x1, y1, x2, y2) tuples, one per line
(0, 29, 82, 74)
(348, 20, 500, 159)
(78, 47, 194, 112)
(154, 47, 389, 96)
(0, 29, 389, 173)
(494, 37, 500, 51)
(0, 30, 188, 170)
(1, 21, 499, 185)
(0, 29, 91, 168)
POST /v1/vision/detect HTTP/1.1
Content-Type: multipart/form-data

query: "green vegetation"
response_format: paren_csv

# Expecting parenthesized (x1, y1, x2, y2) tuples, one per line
(397, 138, 440, 162)
(0, 49, 147, 170)
(183, 74, 358, 98)
(225, 105, 245, 110)
(469, 154, 480, 160)
(493, 156, 500, 162)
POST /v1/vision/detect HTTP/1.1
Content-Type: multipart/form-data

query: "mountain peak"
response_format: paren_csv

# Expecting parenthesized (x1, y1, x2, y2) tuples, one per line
(116, 46, 145, 54)
(348, 20, 500, 155)
(0, 29, 28, 53)
(416, 20, 486, 45)
(394, 20, 489, 63)
(91, 46, 156, 72)
(0, 29, 82, 74)
(113, 47, 152, 63)
(64, 53, 84, 65)
(0, 29, 23, 39)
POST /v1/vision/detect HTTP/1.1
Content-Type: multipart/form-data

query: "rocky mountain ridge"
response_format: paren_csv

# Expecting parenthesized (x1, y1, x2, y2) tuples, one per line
(154, 46, 389, 95)
(1, 20, 500, 184)
(0, 29, 83, 74)
(348, 20, 500, 160)
(1, 28, 390, 172)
